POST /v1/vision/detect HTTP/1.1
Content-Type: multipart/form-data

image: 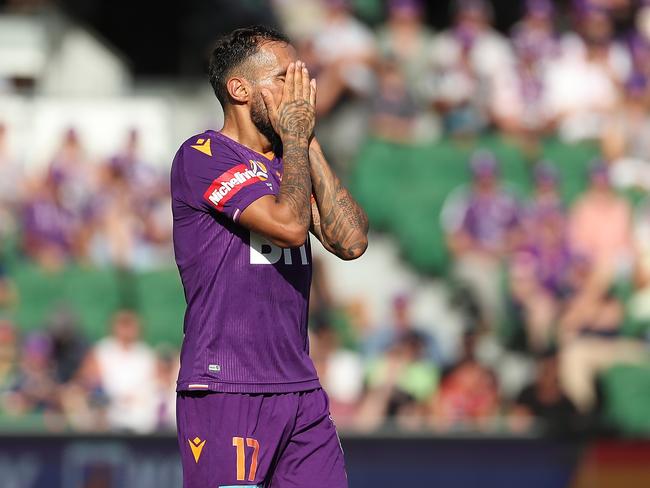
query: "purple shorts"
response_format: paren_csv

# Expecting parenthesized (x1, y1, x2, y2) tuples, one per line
(176, 388, 348, 488)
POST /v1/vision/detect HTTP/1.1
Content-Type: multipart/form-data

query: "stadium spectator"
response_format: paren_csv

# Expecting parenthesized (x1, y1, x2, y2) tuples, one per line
(47, 128, 97, 218)
(629, 196, 650, 325)
(370, 58, 419, 143)
(558, 290, 649, 413)
(628, 2, 650, 81)
(376, 0, 435, 101)
(544, 3, 629, 142)
(358, 330, 438, 431)
(561, 1, 631, 84)
(20, 174, 79, 270)
(510, 0, 559, 65)
(510, 349, 579, 434)
(300, 0, 377, 171)
(311, 323, 364, 428)
(602, 75, 650, 191)
(106, 129, 159, 195)
(153, 345, 180, 431)
(3, 333, 60, 418)
(429, 0, 515, 136)
(60, 341, 110, 432)
(0, 122, 23, 233)
(443, 151, 521, 329)
(83, 310, 158, 433)
(492, 0, 559, 138)
(307, 0, 376, 116)
(0, 321, 17, 392)
(523, 162, 566, 231)
(362, 293, 441, 365)
(88, 146, 171, 270)
(567, 161, 633, 283)
(509, 163, 573, 351)
(0, 262, 17, 311)
(430, 331, 500, 431)
(46, 307, 89, 383)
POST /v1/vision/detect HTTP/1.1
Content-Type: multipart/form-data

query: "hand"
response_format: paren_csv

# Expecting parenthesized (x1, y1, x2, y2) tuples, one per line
(262, 60, 316, 142)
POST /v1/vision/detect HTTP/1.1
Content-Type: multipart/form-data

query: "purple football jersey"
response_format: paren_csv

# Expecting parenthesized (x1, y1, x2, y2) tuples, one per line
(171, 130, 320, 394)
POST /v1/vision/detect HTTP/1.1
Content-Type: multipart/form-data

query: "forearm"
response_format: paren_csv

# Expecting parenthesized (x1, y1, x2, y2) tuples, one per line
(309, 139, 368, 259)
(277, 136, 312, 231)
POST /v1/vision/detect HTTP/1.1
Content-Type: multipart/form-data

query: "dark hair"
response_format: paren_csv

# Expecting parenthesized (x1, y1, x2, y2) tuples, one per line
(208, 25, 290, 107)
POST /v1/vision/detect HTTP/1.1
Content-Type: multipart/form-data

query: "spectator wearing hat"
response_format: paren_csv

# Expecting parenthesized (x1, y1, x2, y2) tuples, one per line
(509, 162, 573, 352)
(442, 150, 521, 329)
(511, 0, 559, 64)
(492, 0, 559, 138)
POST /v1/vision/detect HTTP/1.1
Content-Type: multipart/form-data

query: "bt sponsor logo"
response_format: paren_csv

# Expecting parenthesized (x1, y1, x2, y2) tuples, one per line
(249, 233, 309, 265)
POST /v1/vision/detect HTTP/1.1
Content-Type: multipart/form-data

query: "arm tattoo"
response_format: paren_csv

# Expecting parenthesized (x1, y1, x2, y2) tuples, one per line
(310, 143, 368, 259)
(278, 136, 312, 228)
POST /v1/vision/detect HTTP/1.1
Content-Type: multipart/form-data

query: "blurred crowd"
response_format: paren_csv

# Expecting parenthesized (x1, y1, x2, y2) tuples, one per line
(0, 309, 178, 433)
(283, 0, 650, 435)
(0, 125, 172, 272)
(1, 0, 650, 435)
(277, 0, 650, 159)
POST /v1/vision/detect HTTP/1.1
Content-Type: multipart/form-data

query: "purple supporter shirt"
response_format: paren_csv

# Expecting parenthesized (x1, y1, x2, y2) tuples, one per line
(460, 190, 520, 251)
(171, 130, 320, 394)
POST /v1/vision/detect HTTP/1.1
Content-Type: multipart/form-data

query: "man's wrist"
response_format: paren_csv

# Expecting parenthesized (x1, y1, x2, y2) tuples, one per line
(282, 135, 310, 148)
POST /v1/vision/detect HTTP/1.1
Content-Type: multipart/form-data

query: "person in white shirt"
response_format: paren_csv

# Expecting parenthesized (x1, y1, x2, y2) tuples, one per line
(86, 310, 158, 433)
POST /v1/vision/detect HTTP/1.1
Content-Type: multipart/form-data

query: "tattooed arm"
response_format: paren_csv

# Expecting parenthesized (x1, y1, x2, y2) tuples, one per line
(309, 138, 368, 260)
(240, 61, 316, 248)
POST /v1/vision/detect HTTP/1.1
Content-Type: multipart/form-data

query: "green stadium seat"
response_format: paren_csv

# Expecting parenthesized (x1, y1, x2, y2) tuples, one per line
(602, 363, 650, 434)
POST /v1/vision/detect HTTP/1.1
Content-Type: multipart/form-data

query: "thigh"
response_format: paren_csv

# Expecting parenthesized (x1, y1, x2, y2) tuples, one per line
(176, 391, 297, 488)
(268, 389, 348, 488)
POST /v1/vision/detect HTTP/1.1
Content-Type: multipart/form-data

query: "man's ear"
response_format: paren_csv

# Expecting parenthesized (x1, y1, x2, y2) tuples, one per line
(227, 77, 250, 104)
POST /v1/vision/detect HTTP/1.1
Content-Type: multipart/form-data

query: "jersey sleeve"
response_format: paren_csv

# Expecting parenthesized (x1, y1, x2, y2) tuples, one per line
(180, 136, 275, 222)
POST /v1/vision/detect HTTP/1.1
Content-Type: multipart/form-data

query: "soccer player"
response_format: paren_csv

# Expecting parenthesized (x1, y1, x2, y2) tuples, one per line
(171, 26, 368, 488)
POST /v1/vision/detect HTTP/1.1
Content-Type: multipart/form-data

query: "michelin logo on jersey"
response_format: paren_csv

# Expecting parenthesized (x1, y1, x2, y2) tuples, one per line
(204, 160, 269, 211)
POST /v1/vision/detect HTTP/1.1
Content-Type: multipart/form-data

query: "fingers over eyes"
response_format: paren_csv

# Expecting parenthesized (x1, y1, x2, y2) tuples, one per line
(294, 61, 303, 100)
(284, 62, 295, 101)
(310, 78, 317, 107)
(302, 65, 311, 101)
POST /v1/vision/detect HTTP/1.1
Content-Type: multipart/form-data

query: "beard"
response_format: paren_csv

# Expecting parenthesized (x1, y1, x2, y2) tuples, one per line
(250, 91, 282, 154)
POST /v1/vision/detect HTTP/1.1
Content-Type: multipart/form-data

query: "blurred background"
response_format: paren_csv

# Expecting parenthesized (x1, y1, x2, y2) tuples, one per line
(1, 0, 650, 486)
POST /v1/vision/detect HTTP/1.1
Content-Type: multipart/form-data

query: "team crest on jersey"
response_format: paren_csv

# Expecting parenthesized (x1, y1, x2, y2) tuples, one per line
(191, 137, 212, 157)
(249, 160, 268, 181)
(188, 436, 206, 463)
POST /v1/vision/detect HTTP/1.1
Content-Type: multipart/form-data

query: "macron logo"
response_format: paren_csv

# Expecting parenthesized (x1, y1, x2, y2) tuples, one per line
(204, 164, 261, 211)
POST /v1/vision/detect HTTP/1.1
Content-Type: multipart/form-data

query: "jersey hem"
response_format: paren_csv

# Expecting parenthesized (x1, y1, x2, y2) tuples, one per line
(176, 378, 321, 394)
